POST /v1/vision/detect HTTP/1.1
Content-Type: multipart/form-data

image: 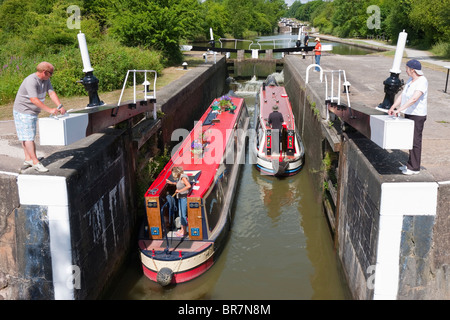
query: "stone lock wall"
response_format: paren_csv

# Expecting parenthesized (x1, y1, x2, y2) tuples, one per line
(9, 129, 136, 300)
(283, 54, 449, 300)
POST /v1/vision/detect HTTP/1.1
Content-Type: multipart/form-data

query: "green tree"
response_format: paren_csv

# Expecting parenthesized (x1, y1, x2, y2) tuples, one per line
(29, 1, 83, 55)
(385, 0, 417, 44)
(223, 0, 286, 38)
(365, 0, 392, 39)
(200, 0, 230, 40)
(285, 1, 302, 19)
(83, 0, 116, 30)
(292, 0, 448, 50)
(174, 0, 203, 41)
(0, 0, 35, 34)
(0, 0, 165, 104)
(331, 0, 369, 38)
(259, 0, 287, 34)
(110, 0, 196, 64)
(409, 0, 450, 46)
(296, 0, 324, 22)
(311, 1, 334, 34)
(224, 0, 251, 38)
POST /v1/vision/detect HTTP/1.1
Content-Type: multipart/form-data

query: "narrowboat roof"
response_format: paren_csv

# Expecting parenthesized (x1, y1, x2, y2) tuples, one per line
(145, 96, 245, 199)
(260, 85, 295, 130)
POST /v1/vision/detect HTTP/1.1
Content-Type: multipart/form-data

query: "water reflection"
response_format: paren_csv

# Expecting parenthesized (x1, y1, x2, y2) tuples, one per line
(209, 161, 350, 300)
(199, 33, 374, 59)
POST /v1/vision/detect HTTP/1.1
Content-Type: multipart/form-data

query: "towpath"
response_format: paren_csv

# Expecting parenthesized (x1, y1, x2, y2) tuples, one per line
(314, 33, 449, 69)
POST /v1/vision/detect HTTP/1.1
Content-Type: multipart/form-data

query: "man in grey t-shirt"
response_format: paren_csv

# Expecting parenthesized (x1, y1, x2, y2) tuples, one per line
(13, 61, 66, 172)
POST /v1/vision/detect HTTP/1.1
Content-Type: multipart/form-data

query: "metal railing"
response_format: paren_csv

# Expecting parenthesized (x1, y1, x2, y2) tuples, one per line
(117, 69, 157, 106)
(305, 64, 352, 121)
(252, 38, 297, 50)
(218, 37, 298, 51)
(218, 38, 254, 50)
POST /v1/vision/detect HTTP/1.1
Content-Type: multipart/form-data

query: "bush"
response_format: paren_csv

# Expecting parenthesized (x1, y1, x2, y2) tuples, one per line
(431, 41, 450, 59)
(83, 39, 164, 94)
(0, 38, 164, 105)
(313, 16, 333, 34)
(0, 55, 40, 105)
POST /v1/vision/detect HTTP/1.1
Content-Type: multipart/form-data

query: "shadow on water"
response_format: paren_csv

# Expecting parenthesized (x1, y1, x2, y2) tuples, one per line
(104, 76, 352, 300)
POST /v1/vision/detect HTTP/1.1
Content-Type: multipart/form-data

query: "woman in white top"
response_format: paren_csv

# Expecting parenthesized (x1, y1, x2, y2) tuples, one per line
(388, 59, 428, 175)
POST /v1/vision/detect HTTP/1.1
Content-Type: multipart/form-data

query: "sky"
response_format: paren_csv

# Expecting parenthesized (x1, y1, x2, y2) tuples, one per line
(285, 0, 311, 6)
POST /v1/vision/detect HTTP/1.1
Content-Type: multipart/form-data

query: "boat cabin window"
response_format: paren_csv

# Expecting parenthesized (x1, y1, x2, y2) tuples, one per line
(204, 181, 223, 232)
(237, 104, 248, 130)
(204, 163, 232, 234)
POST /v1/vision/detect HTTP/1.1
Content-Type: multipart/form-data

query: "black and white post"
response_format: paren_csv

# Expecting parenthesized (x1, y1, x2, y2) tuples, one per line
(377, 30, 407, 111)
(77, 31, 104, 109)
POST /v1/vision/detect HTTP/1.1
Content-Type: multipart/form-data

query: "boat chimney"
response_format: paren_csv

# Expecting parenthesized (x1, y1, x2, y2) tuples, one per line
(77, 31, 104, 108)
(377, 30, 407, 110)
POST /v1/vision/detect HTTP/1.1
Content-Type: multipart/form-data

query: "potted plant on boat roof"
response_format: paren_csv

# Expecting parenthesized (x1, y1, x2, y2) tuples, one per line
(218, 95, 236, 113)
(191, 139, 203, 156)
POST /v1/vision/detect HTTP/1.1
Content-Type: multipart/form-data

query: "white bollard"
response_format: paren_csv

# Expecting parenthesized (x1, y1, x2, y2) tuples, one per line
(390, 30, 408, 74)
(77, 32, 94, 73)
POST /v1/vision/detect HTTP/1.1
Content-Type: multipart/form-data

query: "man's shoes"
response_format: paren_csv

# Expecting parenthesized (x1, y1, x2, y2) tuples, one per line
(23, 160, 33, 168)
(399, 165, 407, 171)
(33, 162, 49, 172)
(402, 168, 419, 175)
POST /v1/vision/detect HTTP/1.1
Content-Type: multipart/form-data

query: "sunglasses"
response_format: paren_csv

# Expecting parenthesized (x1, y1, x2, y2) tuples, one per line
(45, 70, 54, 76)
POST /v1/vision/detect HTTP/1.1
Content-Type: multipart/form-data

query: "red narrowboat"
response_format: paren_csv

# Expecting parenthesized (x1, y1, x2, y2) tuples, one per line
(139, 94, 249, 286)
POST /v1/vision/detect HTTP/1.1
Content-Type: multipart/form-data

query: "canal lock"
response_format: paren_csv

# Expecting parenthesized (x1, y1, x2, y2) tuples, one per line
(228, 71, 341, 240)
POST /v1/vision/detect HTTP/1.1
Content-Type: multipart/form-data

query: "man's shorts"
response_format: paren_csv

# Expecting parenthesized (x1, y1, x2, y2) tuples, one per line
(13, 110, 37, 141)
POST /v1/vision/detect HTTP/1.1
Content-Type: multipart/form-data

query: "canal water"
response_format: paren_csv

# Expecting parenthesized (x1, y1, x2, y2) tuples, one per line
(104, 77, 352, 300)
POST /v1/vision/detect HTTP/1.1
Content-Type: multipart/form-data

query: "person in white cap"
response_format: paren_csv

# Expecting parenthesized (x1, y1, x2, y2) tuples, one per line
(388, 59, 428, 175)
